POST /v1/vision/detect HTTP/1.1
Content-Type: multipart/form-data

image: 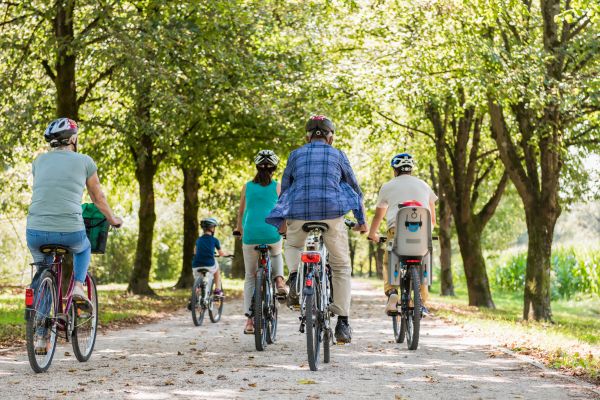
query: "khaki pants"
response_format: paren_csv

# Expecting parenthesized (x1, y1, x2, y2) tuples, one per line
(383, 228, 429, 305)
(284, 217, 351, 317)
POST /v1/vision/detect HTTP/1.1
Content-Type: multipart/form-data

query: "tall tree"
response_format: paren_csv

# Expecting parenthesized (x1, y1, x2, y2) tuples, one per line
(481, 0, 599, 320)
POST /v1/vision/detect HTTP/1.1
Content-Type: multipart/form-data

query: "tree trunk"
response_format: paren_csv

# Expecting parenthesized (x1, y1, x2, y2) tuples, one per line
(175, 165, 199, 289)
(231, 237, 245, 279)
(348, 232, 356, 277)
(375, 244, 384, 279)
(127, 134, 158, 295)
(439, 193, 454, 296)
(368, 241, 373, 278)
(523, 210, 556, 321)
(455, 221, 495, 308)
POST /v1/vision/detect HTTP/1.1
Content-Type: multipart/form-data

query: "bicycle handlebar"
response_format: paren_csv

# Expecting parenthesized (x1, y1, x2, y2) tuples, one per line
(232, 230, 241, 238)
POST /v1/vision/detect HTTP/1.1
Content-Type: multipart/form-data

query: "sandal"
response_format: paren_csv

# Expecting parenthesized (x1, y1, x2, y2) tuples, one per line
(244, 319, 254, 334)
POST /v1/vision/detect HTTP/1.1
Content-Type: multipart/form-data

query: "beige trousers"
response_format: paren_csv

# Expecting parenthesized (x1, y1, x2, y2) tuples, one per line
(284, 217, 351, 317)
(383, 228, 429, 305)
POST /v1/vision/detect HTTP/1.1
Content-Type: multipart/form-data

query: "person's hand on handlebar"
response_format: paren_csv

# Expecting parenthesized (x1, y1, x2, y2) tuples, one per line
(353, 223, 368, 234)
(109, 216, 123, 228)
(233, 227, 243, 238)
(367, 231, 380, 242)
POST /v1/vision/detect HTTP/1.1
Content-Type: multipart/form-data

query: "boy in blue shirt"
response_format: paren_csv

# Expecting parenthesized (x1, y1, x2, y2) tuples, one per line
(187, 217, 228, 310)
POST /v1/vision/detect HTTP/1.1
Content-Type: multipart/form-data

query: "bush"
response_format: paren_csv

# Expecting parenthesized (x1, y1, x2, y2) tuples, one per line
(491, 246, 600, 299)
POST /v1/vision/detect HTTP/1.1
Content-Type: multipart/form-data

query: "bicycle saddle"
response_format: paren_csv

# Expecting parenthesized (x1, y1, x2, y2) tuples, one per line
(302, 222, 329, 232)
(39, 244, 70, 255)
(196, 267, 212, 272)
(254, 244, 272, 251)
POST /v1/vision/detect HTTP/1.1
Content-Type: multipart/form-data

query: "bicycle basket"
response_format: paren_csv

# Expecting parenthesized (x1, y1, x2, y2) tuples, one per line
(82, 203, 109, 254)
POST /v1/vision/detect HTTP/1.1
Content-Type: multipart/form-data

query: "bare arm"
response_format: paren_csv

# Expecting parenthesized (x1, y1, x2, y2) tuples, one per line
(86, 172, 122, 226)
(368, 206, 387, 242)
(429, 200, 436, 227)
(234, 184, 247, 234)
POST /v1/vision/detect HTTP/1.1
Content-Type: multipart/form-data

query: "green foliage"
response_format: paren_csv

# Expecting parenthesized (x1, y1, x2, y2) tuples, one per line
(491, 246, 600, 299)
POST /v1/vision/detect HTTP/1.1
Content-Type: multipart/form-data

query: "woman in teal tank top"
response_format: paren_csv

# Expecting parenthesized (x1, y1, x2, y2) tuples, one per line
(234, 150, 286, 334)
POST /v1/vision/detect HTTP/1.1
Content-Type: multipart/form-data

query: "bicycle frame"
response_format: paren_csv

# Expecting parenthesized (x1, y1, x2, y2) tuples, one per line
(27, 254, 93, 339)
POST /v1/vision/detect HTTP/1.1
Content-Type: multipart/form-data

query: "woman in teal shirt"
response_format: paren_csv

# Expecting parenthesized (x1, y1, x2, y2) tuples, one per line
(234, 150, 286, 334)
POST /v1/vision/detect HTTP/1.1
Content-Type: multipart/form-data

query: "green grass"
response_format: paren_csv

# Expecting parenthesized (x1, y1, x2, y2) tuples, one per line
(0, 278, 244, 348)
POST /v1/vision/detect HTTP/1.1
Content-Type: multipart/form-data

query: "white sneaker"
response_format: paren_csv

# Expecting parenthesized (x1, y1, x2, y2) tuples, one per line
(72, 285, 93, 312)
(385, 292, 399, 315)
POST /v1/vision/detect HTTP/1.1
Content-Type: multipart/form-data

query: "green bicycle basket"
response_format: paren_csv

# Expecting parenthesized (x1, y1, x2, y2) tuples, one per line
(82, 203, 109, 254)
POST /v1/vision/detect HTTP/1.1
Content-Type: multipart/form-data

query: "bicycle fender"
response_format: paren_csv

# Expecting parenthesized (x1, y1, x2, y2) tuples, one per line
(303, 286, 314, 296)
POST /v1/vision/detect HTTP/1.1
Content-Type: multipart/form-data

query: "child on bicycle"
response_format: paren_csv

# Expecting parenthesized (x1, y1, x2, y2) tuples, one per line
(188, 217, 228, 309)
(367, 153, 437, 316)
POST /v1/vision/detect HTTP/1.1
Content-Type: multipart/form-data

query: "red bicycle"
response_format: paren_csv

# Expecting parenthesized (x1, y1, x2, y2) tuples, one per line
(25, 245, 98, 373)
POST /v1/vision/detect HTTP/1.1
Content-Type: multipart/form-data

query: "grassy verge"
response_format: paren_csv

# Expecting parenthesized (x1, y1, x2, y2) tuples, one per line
(428, 287, 600, 384)
(0, 278, 244, 349)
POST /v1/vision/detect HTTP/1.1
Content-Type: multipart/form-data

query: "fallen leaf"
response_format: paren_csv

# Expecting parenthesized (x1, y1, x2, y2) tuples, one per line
(196, 370, 204, 375)
(217, 375, 227, 380)
(177, 351, 183, 356)
(298, 379, 317, 385)
(164, 380, 174, 386)
(248, 383, 257, 387)
(64, 352, 71, 357)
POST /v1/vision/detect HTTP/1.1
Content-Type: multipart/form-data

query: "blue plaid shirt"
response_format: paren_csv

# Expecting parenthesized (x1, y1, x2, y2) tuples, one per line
(266, 141, 365, 227)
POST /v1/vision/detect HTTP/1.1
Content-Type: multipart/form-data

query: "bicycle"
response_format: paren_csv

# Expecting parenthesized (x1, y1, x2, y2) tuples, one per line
(293, 219, 355, 371)
(376, 204, 435, 351)
(24, 245, 98, 373)
(190, 255, 232, 327)
(251, 244, 282, 351)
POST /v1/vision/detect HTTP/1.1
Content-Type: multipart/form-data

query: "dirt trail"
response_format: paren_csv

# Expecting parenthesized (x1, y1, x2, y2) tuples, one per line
(0, 281, 597, 400)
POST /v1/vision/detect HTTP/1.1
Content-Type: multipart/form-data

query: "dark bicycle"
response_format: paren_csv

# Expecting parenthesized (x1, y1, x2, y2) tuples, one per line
(25, 246, 98, 373)
(377, 203, 435, 351)
(190, 255, 231, 326)
(250, 244, 281, 351)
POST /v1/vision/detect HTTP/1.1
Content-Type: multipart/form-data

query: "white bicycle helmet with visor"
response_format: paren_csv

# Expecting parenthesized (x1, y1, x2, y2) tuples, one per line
(44, 118, 78, 147)
(200, 217, 219, 230)
(254, 150, 280, 167)
(391, 153, 415, 172)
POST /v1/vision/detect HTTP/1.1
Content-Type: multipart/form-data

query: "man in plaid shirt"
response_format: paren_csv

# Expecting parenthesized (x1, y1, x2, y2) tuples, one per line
(266, 115, 367, 343)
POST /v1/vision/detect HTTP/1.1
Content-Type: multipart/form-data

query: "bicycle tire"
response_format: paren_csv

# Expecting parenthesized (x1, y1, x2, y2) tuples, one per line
(392, 313, 405, 343)
(266, 299, 277, 345)
(406, 266, 421, 350)
(72, 274, 99, 362)
(26, 270, 58, 373)
(191, 279, 205, 326)
(209, 279, 223, 323)
(305, 292, 321, 371)
(323, 275, 331, 363)
(254, 269, 267, 351)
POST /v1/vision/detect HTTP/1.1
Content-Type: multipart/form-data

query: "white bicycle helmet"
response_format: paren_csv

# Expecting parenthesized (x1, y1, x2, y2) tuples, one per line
(391, 153, 415, 172)
(44, 118, 78, 147)
(254, 150, 280, 167)
(200, 217, 219, 230)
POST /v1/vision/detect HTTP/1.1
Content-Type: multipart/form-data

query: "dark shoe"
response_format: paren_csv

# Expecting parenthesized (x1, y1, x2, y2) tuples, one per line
(213, 289, 224, 297)
(187, 301, 192, 311)
(334, 318, 352, 344)
(286, 272, 299, 307)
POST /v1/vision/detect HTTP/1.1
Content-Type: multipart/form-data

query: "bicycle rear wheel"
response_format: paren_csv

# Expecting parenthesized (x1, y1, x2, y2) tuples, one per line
(209, 280, 223, 323)
(191, 279, 205, 326)
(266, 276, 277, 345)
(405, 267, 421, 350)
(72, 274, 99, 362)
(305, 293, 322, 371)
(254, 269, 267, 351)
(26, 270, 58, 373)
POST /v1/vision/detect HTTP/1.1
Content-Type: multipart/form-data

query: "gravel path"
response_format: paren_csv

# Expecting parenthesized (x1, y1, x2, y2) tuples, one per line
(0, 281, 597, 400)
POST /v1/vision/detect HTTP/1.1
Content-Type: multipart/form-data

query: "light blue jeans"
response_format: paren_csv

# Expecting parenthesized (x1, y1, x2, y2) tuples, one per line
(26, 229, 91, 283)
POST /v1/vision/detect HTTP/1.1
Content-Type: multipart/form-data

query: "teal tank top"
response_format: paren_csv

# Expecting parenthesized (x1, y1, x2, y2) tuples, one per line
(242, 181, 280, 245)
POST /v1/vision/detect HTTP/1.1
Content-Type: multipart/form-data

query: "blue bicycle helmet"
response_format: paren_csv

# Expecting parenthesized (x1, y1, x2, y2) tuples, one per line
(391, 153, 415, 172)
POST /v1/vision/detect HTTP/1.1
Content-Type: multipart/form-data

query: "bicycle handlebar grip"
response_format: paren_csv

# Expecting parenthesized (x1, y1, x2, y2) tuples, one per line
(344, 219, 357, 228)
(379, 237, 387, 243)
(432, 236, 439, 241)
(233, 230, 241, 237)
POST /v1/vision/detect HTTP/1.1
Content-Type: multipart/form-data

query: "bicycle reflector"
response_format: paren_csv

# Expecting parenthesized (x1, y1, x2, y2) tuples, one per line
(406, 259, 421, 264)
(25, 288, 34, 306)
(301, 252, 321, 263)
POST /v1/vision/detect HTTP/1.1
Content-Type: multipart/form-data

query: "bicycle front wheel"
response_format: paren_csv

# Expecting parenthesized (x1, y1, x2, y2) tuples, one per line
(209, 280, 223, 323)
(26, 270, 58, 373)
(405, 266, 421, 350)
(254, 269, 267, 351)
(305, 293, 322, 371)
(191, 279, 205, 326)
(72, 274, 99, 362)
